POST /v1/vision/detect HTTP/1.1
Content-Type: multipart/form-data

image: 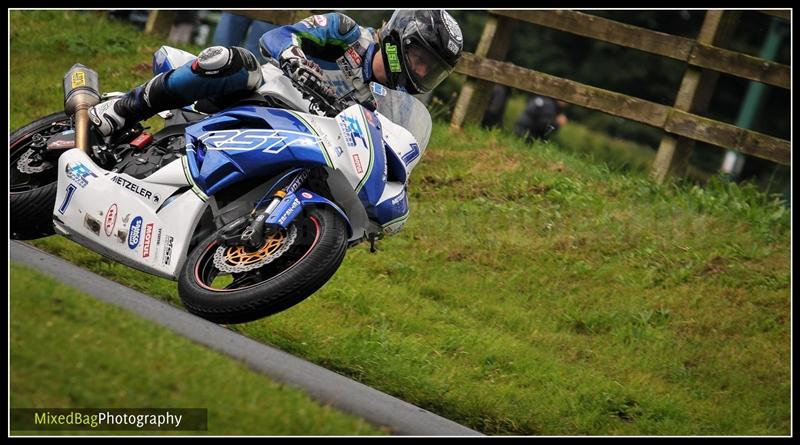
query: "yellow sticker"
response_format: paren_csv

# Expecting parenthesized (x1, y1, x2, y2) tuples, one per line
(71, 71, 86, 89)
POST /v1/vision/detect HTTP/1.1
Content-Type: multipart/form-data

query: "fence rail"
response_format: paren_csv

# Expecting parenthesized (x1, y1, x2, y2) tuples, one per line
(450, 9, 790, 182)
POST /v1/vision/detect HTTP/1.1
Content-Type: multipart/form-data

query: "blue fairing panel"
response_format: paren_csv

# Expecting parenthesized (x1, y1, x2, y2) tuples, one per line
(183, 106, 330, 195)
(355, 108, 387, 221)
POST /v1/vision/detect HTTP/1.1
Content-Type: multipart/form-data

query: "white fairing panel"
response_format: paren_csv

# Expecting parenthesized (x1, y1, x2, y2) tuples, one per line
(53, 149, 206, 279)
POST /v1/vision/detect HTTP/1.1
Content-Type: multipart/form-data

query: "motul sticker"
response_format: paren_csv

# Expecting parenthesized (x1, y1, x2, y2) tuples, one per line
(352, 154, 363, 174)
(104, 204, 118, 236)
(142, 223, 154, 258)
(314, 15, 327, 26)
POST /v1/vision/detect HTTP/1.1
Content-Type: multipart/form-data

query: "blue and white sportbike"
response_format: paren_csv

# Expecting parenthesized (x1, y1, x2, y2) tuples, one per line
(10, 46, 431, 323)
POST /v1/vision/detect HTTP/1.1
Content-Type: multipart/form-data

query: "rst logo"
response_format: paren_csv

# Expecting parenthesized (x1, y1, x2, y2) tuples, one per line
(142, 223, 154, 258)
(198, 130, 320, 153)
(104, 204, 118, 236)
(127, 216, 143, 250)
(338, 115, 367, 149)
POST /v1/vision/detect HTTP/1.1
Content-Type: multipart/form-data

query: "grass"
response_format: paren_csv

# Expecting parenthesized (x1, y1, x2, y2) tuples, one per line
(9, 263, 384, 436)
(11, 10, 791, 435)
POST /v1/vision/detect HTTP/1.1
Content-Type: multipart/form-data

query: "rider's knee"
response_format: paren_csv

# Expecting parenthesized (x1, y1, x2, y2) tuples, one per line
(192, 46, 263, 90)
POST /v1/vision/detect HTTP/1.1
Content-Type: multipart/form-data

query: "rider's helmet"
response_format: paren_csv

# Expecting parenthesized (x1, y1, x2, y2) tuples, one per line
(378, 10, 463, 94)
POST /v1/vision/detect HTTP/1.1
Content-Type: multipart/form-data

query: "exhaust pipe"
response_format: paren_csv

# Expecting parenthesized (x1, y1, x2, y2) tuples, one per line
(63, 64, 100, 153)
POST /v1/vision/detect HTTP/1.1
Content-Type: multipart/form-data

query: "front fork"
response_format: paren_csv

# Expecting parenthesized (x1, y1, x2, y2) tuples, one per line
(236, 169, 310, 250)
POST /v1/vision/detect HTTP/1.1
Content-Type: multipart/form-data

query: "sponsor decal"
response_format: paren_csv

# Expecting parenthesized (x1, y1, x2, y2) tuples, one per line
(337, 115, 367, 149)
(402, 143, 420, 166)
(442, 11, 463, 43)
(364, 110, 378, 127)
(58, 184, 77, 215)
(301, 17, 315, 28)
(48, 139, 75, 150)
(110, 175, 162, 204)
(65, 163, 98, 188)
(277, 198, 302, 226)
(385, 43, 402, 72)
(391, 190, 407, 206)
(127, 216, 143, 250)
(301, 192, 313, 199)
(71, 71, 86, 89)
(122, 213, 131, 225)
(344, 47, 362, 68)
(334, 146, 344, 157)
(83, 214, 101, 235)
(371, 82, 387, 97)
(352, 154, 364, 174)
(313, 14, 327, 26)
(199, 129, 319, 153)
(337, 57, 356, 78)
(142, 223, 154, 258)
(447, 39, 460, 55)
(104, 204, 118, 236)
(162, 235, 174, 266)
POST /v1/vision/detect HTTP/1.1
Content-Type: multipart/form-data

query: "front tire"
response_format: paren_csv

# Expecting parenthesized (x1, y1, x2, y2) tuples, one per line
(178, 206, 348, 324)
(10, 112, 73, 240)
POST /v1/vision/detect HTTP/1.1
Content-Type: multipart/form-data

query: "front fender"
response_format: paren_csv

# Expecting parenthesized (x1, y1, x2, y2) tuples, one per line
(265, 188, 353, 238)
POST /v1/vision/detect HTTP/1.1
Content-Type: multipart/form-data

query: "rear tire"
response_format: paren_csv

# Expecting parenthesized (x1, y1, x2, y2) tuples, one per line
(178, 206, 348, 324)
(10, 112, 72, 240)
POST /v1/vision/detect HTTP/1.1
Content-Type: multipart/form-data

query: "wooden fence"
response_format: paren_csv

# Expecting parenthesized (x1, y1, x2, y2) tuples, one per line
(146, 9, 790, 183)
(450, 10, 790, 183)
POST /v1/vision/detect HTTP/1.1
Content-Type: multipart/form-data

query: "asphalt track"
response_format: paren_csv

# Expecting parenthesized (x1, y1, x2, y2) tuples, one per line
(10, 240, 483, 436)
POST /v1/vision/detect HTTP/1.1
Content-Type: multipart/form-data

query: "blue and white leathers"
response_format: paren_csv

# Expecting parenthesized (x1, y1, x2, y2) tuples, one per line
(259, 12, 380, 107)
(51, 49, 429, 281)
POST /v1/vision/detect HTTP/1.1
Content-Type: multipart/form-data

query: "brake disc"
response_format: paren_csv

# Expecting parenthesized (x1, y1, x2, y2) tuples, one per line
(17, 147, 50, 174)
(212, 225, 298, 273)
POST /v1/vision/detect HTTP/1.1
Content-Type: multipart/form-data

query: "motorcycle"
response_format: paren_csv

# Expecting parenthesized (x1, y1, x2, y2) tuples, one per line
(10, 46, 432, 324)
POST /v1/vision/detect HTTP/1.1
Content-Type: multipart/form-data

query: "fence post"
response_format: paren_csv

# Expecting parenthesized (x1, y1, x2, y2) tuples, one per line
(450, 15, 515, 129)
(145, 10, 178, 38)
(651, 10, 741, 183)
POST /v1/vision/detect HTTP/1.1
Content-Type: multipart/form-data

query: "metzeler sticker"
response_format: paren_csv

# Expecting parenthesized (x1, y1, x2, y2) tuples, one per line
(352, 154, 364, 174)
(58, 184, 77, 215)
(301, 192, 313, 199)
(110, 175, 162, 204)
(142, 223, 154, 258)
(128, 216, 143, 250)
(104, 204, 118, 236)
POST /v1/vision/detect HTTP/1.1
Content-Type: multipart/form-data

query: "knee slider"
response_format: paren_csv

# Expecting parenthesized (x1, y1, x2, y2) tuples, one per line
(193, 46, 235, 76)
(192, 46, 262, 89)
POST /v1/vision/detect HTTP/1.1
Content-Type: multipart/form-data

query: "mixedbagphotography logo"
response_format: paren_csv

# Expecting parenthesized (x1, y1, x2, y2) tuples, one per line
(11, 408, 208, 431)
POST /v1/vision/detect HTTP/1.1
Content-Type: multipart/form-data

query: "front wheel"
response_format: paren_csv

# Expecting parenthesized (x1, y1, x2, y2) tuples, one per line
(177, 206, 348, 324)
(10, 112, 73, 240)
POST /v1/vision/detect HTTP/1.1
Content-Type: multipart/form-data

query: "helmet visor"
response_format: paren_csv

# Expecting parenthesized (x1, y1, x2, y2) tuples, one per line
(402, 42, 453, 93)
